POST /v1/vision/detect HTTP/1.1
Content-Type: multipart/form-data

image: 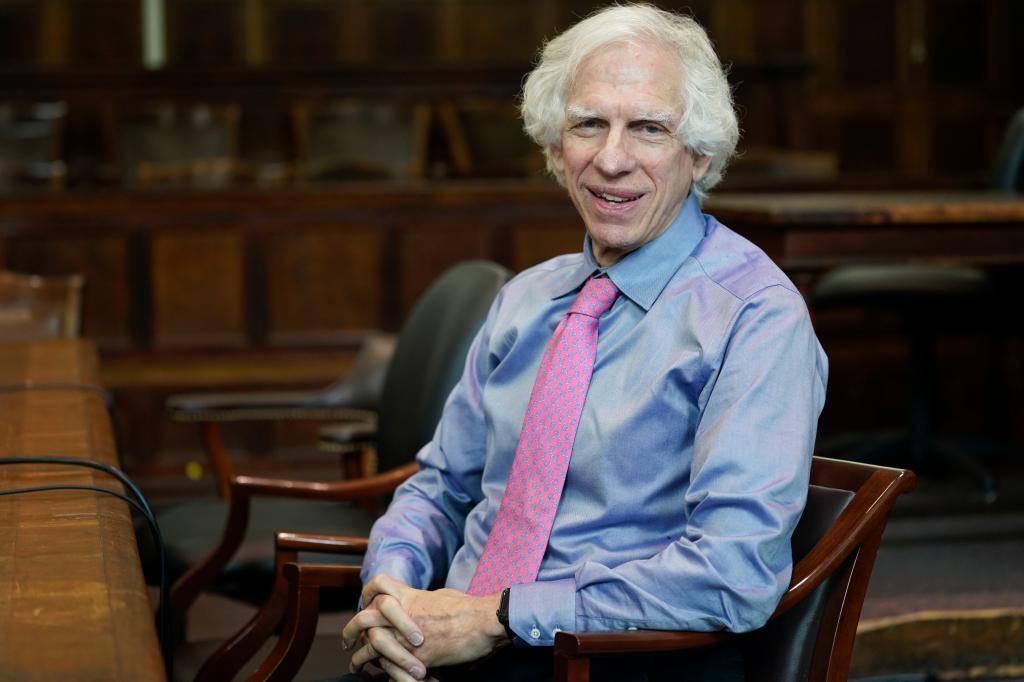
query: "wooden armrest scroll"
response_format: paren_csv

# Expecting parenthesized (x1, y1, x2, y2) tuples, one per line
(249, 563, 363, 682)
(174, 464, 414, 644)
(195, 535, 369, 682)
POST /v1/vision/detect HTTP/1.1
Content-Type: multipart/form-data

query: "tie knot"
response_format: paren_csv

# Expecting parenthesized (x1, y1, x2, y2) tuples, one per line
(568, 276, 620, 319)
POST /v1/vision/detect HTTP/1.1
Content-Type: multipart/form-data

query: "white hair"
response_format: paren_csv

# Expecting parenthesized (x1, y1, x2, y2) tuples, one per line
(520, 3, 739, 201)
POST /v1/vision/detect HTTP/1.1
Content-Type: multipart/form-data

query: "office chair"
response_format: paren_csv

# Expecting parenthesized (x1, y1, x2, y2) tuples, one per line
(107, 102, 242, 188)
(811, 107, 1024, 502)
(291, 99, 431, 182)
(0, 101, 67, 191)
(207, 457, 913, 682)
(437, 98, 545, 179)
(0, 268, 84, 340)
(167, 260, 512, 678)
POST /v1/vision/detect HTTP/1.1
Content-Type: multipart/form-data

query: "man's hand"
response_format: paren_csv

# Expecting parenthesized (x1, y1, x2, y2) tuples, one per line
(342, 574, 507, 680)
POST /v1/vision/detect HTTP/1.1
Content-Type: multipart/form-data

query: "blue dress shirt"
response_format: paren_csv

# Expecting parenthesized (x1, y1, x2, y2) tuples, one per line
(363, 194, 829, 646)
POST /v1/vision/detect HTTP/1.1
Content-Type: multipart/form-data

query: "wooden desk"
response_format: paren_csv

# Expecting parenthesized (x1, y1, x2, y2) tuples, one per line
(0, 340, 165, 680)
(706, 191, 1024, 269)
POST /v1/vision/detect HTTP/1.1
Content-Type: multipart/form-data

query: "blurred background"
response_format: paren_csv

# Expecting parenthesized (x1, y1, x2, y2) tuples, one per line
(0, 2, 1022, 678)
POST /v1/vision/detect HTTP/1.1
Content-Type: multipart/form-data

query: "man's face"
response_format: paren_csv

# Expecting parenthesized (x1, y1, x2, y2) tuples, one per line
(550, 41, 711, 266)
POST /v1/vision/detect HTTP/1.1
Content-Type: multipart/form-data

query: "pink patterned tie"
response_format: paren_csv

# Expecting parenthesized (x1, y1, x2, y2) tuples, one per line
(467, 276, 620, 595)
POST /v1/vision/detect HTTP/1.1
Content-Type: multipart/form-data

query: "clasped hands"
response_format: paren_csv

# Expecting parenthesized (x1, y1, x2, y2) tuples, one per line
(341, 574, 506, 682)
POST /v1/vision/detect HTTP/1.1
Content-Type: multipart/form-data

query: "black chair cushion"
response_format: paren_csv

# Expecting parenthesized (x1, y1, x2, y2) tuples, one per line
(742, 484, 855, 682)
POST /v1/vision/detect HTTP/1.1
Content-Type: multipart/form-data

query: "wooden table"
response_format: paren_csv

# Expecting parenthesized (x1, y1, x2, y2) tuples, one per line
(0, 339, 165, 681)
(706, 191, 1024, 270)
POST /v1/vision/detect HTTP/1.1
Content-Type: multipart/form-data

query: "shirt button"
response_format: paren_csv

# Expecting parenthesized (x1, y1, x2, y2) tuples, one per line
(530, 627, 542, 639)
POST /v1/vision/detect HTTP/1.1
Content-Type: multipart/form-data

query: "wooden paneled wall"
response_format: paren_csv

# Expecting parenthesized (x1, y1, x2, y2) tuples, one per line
(1, 0, 1020, 183)
(0, 183, 580, 353)
(0, 182, 582, 471)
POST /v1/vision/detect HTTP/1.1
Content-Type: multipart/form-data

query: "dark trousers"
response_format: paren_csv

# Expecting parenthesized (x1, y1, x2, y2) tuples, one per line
(325, 641, 744, 682)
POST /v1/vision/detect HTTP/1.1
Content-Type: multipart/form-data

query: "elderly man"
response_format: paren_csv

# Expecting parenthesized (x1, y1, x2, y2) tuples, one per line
(339, 4, 828, 681)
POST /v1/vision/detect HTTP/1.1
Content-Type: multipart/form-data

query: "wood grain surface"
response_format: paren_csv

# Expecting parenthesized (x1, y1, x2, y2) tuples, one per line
(0, 339, 165, 681)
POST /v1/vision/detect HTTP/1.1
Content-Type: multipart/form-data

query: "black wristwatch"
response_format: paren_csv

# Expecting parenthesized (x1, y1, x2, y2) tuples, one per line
(496, 587, 516, 642)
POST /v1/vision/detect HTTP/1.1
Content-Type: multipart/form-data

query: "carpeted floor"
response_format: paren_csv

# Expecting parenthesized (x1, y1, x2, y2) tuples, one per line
(850, 468, 1024, 681)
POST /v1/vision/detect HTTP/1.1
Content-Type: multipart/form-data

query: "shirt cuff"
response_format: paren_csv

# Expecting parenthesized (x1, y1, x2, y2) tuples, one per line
(509, 578, 577, 646)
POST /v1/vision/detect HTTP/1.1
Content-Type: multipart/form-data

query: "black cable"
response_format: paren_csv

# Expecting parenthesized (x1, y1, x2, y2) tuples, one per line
(0, 458, 171, 678)
(0, 483, 148, 516)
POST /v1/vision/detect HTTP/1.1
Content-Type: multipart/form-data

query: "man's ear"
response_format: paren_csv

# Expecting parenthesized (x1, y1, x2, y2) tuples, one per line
(548, 145, 565, 174)
(692, 153, 712, 183)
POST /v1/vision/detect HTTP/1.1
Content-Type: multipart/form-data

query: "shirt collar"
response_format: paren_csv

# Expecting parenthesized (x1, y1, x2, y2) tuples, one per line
(551, 193, 707, 311)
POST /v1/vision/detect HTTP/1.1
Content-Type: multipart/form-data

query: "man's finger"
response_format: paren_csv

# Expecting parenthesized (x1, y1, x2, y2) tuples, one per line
(374, 593, 425, 646)
(365, 627, 427, 680)
(349, 641, 378, 672)
(378, 655, 423, 682)
(342, 607, 394, 648)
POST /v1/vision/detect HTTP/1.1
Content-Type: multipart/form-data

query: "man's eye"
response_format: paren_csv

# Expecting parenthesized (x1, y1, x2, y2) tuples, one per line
(575, 119, 599, 129)
(639, 123, 665, 135)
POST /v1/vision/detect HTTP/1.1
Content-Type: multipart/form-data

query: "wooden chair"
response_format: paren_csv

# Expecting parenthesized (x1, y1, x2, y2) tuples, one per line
(0, 101, 67, 190)
(216, 456, 914, 682)
(167, 261, 512, 678)
(106, 102, 241, 188)
(291, 100, 430, 183)
(437, 98, 544, 179)
(0, 269, 84, 340)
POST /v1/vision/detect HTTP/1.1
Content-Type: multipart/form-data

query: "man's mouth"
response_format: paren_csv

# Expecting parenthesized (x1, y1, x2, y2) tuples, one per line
(588, 188, 644, 204)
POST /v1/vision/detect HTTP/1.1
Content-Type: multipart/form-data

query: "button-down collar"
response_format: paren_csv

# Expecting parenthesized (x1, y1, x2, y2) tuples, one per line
(550, 194, 707, 311)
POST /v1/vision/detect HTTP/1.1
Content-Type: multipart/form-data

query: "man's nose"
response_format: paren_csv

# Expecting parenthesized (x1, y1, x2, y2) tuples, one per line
(593, 128, 635, 176)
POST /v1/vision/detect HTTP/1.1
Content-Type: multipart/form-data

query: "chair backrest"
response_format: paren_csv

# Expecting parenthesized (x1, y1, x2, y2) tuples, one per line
(0, 269, 85, 340)
(993, 107, 1024, 193)
(743, 457, 916, 682)
(0, 101, 67, 190)
(109, 103, 240, 187)
(375, 260, 512, 472)
(291, 100, 430, 182)
(438, 99, 544, 179)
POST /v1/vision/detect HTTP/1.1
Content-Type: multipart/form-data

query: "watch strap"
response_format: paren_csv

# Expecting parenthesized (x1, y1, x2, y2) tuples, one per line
(496, 587, 516, 642)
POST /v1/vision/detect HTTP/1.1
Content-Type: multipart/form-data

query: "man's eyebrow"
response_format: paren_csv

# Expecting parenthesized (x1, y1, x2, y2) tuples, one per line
(634, 111, 677, 125)
(565, 105, 600, 122)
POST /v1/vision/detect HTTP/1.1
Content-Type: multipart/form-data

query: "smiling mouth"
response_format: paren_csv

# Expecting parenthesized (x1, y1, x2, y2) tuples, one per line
(588, 188, 644, 204)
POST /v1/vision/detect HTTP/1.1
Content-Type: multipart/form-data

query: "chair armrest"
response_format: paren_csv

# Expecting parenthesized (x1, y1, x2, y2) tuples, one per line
(555, 629, 729, 657)
(232, 460, 418, 501)
(276, 532, 369, 556)
(167, 332, 396, 423)
(284, 561, 364, 589)
(193, 534, 370, 682)
(247, 562, 364, 682)
(172, 463, 414, 631)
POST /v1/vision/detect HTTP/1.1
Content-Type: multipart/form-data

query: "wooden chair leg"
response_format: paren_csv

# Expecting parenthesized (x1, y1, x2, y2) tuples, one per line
(555, 652, 591, 682)
(194, 547, 298, 682)
(250, 564, 324, 682)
